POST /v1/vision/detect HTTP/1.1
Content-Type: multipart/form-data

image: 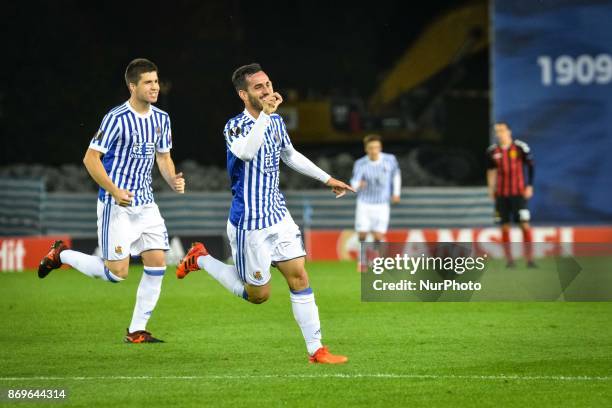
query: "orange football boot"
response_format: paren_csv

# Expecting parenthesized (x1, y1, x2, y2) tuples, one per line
(309, 346, 348, 364)
(124, 329, 164, 343)
(176, 242, 208, 279)
(38, 240, 68, 278)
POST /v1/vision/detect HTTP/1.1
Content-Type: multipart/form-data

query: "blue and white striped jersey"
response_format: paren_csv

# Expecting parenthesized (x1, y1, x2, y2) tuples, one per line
(224, 110, 291, 230)
(351, 153, 401, 204)
(89, 101, 172, 206)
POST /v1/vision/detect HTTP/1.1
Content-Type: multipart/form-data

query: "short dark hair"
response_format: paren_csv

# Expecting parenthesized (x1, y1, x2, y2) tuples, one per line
(363, 134, 382, 146)
(495, 121, 511, 130)
(232, 63, 262, 91)
(125, 58, 158, 87)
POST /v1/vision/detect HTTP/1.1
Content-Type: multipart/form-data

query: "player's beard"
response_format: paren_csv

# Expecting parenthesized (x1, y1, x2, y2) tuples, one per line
(248, 92, 264, 112)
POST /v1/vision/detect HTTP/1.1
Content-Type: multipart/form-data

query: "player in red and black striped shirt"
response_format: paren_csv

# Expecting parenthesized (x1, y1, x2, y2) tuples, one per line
(486, 122, 535, 267)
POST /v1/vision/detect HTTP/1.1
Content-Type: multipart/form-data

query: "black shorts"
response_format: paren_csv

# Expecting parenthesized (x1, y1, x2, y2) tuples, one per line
(495, 196, 530, 224)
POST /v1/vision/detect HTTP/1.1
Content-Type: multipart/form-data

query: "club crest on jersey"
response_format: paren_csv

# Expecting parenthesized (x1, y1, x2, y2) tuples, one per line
(272, 132, 281, 145)
(115, 246, 123, 255)
(509, 150, 518, 159)
(230, 126, 241, 137)
(253, 271, 263, 281)
(155, 126, 162, 136)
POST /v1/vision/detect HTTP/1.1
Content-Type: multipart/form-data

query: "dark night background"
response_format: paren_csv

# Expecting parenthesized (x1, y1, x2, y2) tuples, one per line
(1, 0, 489, 182)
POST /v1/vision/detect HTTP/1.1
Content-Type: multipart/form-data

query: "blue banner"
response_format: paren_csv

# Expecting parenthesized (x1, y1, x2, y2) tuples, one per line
(493, 0, 612, 224)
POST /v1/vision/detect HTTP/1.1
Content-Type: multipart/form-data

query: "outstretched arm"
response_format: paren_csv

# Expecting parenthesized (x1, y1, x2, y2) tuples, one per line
(280, 146, 355, 198)
(326, 177, 356, 198)
(280, 145, 331, 183)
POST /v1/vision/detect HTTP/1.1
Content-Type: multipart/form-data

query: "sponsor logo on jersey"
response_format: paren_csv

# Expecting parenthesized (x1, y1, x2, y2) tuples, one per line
(273, 132, 281, 145)
(263, 150, 280, 173)
(130, 142, 156, 159)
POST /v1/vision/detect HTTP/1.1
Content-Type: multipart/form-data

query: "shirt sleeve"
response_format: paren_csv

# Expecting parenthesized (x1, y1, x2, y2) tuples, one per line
(280, 145, 331, 183)
(278, 116, 292, 151)
(89, 113, 120, 154)
(156, 115, 172, 153)
(224, 113, 271, 161)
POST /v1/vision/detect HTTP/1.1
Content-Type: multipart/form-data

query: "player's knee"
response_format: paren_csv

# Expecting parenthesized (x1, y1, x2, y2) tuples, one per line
(246, 283, 270, 304)
(249, 293, 269, 304)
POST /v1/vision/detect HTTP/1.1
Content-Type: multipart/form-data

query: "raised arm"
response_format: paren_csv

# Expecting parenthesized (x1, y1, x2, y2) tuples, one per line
(229, 93, 283, 161)
(229, 112, 271, 161)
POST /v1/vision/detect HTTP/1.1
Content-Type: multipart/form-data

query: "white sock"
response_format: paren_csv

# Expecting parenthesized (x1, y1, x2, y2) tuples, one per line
(290, 287, 323, 355)
(197, 255, 247, 299)
(128, 266, 165, 333)
(60, 250, 123, 283)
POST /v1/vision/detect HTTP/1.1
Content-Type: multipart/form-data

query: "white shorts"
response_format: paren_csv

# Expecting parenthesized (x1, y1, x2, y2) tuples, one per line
(227, 213, 306, 286)
(355, 201, 390, 233)
(97, 201, 169, 261)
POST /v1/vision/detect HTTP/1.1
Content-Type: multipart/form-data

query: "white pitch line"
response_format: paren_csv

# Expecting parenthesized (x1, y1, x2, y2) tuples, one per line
(0, 373, 610, 382)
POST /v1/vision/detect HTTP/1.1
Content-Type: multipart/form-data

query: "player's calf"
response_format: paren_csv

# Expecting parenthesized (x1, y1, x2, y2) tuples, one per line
(105, 259, 129, 279)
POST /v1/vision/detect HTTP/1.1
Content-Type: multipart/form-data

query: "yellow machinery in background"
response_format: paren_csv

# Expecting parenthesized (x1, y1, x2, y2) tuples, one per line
(282, 2, 488, 145)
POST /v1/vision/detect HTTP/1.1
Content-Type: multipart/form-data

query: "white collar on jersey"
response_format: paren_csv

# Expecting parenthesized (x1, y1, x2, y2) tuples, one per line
(125, 100, 153, 119)
(367, 155, 383, 164)
(244, 108, 266, 122)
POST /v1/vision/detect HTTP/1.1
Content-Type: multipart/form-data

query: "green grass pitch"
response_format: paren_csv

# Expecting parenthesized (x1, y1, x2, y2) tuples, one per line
(1, 261, 611, 407)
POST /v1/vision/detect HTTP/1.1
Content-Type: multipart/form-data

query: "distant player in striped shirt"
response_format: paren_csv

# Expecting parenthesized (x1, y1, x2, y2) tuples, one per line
(351, 135, 401, 270)
(486, 121, 535, 268)
(176, 63, 353, 364)
(38, 59, 185, 342)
